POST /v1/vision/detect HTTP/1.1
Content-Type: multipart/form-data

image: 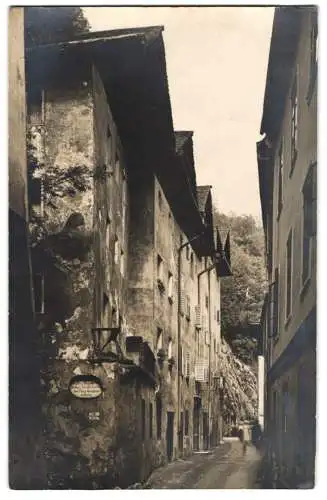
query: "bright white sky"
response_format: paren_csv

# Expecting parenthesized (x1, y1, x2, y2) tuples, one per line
(84, 6, 274, 218)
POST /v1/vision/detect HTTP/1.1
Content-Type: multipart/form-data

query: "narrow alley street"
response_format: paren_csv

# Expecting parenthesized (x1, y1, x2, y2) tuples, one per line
(146, 438, 262, 489)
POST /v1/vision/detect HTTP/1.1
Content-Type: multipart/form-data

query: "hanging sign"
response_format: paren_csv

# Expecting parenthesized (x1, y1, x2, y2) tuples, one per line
(69, 375, 103, 399)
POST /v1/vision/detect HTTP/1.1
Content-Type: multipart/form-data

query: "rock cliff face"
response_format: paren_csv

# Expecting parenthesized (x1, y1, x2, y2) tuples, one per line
(219, 338, 257, 429)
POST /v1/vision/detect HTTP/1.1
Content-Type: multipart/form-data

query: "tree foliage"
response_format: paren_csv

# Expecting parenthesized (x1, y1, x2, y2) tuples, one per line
(213, 211, 267, 366)
(26, 6, 90, 46)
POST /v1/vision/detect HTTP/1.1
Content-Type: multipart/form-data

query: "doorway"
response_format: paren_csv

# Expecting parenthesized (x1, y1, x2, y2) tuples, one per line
(166, 411, 174, 462)
(193, 406, 200, 451)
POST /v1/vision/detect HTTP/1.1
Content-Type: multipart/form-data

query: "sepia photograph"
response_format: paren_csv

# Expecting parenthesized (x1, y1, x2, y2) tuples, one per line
(8, 3, 317, 490)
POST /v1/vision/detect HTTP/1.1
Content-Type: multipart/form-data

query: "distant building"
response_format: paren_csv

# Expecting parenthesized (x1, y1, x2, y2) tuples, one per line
(26, 26, 231, 487)
(258, 6, 317, 488)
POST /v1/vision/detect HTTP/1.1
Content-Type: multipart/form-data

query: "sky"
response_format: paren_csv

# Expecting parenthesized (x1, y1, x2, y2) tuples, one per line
(84, 6, 274, 219)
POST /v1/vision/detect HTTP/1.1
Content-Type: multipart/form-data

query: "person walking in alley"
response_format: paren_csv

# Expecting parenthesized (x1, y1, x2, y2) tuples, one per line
(239, 422, 251, 455)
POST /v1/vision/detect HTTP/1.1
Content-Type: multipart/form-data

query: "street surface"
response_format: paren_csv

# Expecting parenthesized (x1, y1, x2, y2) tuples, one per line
(146, 438, 262, 489)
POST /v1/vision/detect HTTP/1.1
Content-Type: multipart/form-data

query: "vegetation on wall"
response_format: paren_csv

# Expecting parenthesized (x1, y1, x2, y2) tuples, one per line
(213, 210, 267, 367)
(26, 6, 90, 46)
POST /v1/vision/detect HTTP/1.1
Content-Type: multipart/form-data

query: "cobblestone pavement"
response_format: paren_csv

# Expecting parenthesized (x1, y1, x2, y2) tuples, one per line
(146, 438, 263, 489)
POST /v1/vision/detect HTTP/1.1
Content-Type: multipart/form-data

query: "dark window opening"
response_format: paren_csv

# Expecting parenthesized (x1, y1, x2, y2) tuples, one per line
(29, 177, 42, 208)
(156, 395, 162, 439)
(102, 293, 109, 326)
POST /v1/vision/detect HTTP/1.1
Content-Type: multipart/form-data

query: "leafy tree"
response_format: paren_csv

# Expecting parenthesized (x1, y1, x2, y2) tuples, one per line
(25, 6, 90, 46)
(214, 210, 267, 366)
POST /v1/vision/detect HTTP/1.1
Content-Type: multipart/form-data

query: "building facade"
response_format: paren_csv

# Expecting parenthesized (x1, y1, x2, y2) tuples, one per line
(9, 7, 46, 488)
(25, 26, 231, 488)
(258, 6, 317, 488)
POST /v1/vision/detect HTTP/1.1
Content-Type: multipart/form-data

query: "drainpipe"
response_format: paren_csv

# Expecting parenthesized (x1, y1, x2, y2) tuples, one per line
(177, 232, 203, 451)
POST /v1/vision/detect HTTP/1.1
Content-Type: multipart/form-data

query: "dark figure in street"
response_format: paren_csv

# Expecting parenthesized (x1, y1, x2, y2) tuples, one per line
(239, 423, 251, 455)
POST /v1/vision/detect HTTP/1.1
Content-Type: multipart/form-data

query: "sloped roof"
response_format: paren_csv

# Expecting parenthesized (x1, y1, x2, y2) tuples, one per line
(27, 25, 164, 50)
(260, 7, 303, 138)
(197, 185, 212, 213)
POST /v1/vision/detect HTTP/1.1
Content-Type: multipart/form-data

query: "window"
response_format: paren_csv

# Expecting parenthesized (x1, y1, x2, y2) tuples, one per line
(286, 230, 293, 321)
(141, 399, 146, 440)
(186, 245, 190, 260)
(29, 176, 42, 207)
(184, 410, 189, 436)
(217, 309, 220, 323)
(156, 395, 162, 439)
(168, 272, 173, 302)
(33, 273, 44, 314)
(149, 403, 153, 438)
(158, 190, 162, 210)
(302, 163, 317, 286)
(205, 295, 209, 309)
(156, 327, 163, 351)
(290, 73, 299, 172)
(277, 140, 284, 217)
(190, 253, 194, 279)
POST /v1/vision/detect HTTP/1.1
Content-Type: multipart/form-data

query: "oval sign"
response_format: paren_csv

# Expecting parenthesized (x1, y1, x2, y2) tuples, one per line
(69, 375, 103, 399)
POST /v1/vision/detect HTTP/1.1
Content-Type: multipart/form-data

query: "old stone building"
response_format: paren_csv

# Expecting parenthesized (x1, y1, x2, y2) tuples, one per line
(9, 7, 46, 488)
(26, 25, 231, 488)
(258, 7, 317, 488)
